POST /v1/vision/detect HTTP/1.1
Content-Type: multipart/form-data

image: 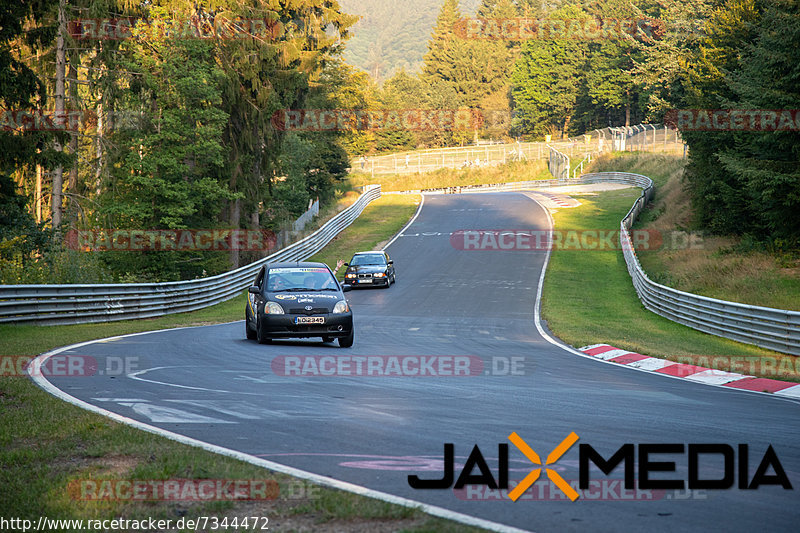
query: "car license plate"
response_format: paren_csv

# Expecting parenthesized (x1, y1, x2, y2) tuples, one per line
(359, 278, 372, 283)
(296, 316, 324, 324)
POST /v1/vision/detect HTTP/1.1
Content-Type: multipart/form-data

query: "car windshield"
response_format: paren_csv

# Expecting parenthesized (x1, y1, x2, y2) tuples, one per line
(351, 254, 386, 266)
(267, 267, 337, 291)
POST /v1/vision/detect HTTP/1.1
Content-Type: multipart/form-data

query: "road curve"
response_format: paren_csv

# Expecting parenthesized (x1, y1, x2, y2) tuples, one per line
(41, 191, 799, 532)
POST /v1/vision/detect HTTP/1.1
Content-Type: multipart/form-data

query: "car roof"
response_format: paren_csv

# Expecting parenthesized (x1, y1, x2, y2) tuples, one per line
(352, 251, 385, 255)
(267, 261, 330, 270)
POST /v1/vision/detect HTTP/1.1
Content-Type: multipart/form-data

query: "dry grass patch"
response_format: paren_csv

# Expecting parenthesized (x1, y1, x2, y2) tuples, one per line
(589, 152, 800, 311)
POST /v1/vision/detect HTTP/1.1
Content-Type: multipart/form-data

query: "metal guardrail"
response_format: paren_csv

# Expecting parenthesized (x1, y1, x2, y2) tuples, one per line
(0, 185, 381, 326)
(581, 172, 800, 355)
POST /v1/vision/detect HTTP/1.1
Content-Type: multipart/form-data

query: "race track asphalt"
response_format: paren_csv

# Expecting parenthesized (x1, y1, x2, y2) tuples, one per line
(44, 191, 799, 532)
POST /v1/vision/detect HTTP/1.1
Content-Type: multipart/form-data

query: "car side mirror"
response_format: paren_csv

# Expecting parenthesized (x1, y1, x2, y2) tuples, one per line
(343, 262, 349, 266)
(342, 284, 352, 292)
(388, 260, 393, 265)
(248, 286, 260, 294)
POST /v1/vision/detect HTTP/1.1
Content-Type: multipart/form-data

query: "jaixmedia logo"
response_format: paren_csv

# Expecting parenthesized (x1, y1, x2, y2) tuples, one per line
(408, 433, 792, 501)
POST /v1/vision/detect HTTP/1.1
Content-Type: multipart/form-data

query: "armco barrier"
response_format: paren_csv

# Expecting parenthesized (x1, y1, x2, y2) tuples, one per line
(0, 185, 381, 325)
(581, 172, 800, 356)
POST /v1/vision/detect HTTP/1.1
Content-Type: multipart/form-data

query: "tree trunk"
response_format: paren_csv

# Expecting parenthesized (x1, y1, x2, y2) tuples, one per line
(66, 56, 79, 226)
(625, 91, 631, 127)
(94, 42, 105, 197)
(95, 99, 104, 195)
(51, 0, 67, 229)
(35, 164, 42, 223)
(229, 198, 241, 268)
(229, 162, 242, 268)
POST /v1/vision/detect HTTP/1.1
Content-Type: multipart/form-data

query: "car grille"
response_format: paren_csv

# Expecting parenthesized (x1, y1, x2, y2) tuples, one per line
(357, 273, 373, 279)
(288, 307, 328, 315)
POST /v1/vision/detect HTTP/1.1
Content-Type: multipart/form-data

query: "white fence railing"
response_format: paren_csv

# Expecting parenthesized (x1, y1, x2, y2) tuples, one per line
(0, 185, 381, 325)
(293, 198, 320, 232)
(581, 172, 800, 355)
(353, 124, 685, 175)
(547, 144, 570, 180)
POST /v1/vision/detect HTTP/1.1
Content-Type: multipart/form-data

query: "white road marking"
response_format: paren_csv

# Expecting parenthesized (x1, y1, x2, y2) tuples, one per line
(128, 366, 259, 395)
(93, 398, 148, 402)
(399, 232, 452, 238)
(775, 385, 800, 398)
(29, 333, 531, 533)
(627, 358, 675, 371)
(382, 194, 425, 251)
(684, 370, 754, 386)
(593, 349, 630, 361)
(117, 402, 235, 424)
(165, 400, 267, 420)
(234, 375, 273, 384)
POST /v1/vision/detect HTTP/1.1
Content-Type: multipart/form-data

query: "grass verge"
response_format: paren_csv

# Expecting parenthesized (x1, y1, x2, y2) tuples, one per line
(0, 192, 484, 532)
(541, 152, 798, 383)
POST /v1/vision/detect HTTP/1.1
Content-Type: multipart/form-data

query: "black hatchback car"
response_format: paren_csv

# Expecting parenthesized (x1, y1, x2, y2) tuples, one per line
(343, 251, 395, 288)
(245, 262, 354, 347)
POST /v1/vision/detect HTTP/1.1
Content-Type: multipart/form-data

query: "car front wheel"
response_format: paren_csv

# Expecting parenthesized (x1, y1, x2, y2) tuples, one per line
(338, 329, 354, 348)
(256, 318, 272, 344)
(245, 318, 257, 340)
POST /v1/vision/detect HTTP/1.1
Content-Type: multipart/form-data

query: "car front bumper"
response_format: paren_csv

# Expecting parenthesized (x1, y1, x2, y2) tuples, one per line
(259, 313, 353, 338)
(346, 277, 389, 286)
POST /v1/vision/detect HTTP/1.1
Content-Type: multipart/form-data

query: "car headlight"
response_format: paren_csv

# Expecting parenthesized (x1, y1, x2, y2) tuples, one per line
(264, 301, 284, 314)
(345, 273, 356, 279)
(373, 272, 386, 277)
(332, 300, 349, 314)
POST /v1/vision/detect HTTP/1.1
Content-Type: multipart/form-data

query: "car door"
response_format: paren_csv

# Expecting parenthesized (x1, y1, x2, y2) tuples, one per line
(385, 253, 394, 279)
(249, 267, 266, 324)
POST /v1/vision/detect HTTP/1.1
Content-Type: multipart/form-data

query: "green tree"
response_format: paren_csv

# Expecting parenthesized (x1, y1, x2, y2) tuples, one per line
(716, 0, 800, 241)
(99, 7, 235, 280)
(422, 0, 470, 94)
(510, 17, 587, 137)
(669, 0, 763, 236)
(583, 0, 644, 126)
